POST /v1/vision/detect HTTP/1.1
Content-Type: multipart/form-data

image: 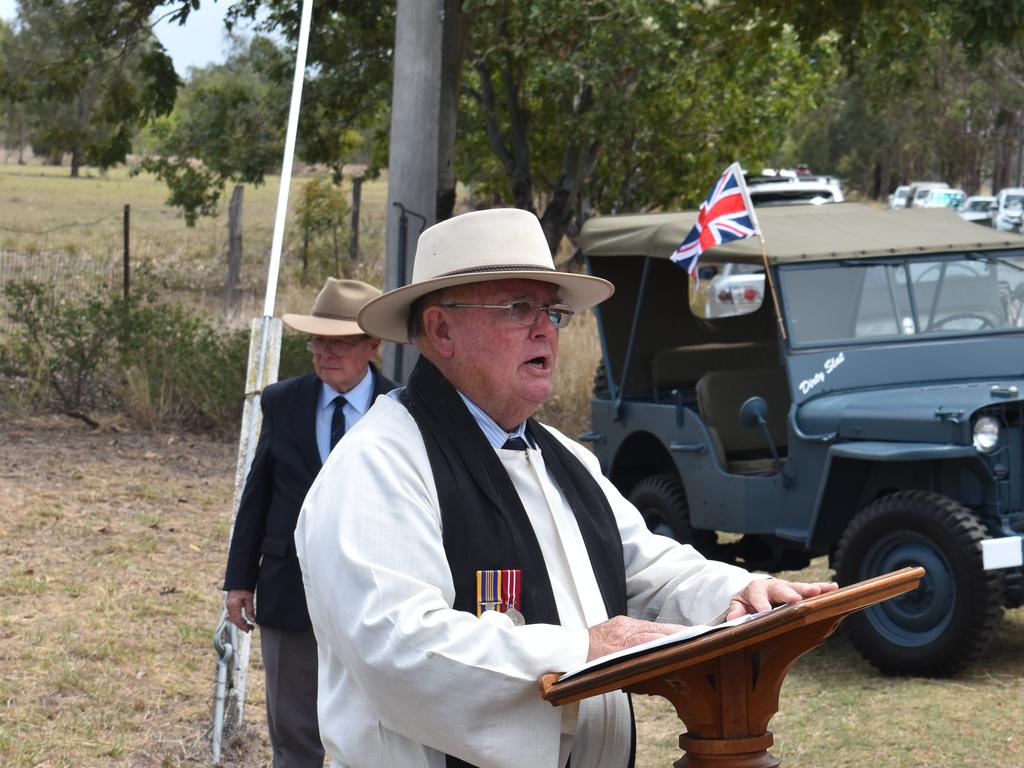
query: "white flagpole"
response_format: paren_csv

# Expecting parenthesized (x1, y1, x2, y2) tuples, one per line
(212, 0, 315, 758)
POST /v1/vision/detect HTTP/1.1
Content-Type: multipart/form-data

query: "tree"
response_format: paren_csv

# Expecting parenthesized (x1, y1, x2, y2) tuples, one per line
(137, 36, 295, 224)
(0, 0, 178, 176)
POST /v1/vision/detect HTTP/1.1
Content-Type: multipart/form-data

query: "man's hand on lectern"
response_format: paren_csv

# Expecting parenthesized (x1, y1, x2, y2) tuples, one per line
(586, 616, 688, 662)
(726, 578, 838, 620)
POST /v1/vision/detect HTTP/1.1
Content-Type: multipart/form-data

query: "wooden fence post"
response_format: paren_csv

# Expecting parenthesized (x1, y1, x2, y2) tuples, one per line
(122, 204, 130, 303)
(226, 185, 244, 313)
(349, 175, 363, 262)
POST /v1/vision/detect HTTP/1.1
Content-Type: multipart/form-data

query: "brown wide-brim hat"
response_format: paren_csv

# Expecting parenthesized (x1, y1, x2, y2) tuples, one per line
(282, 278, 383, 336)
(357, 208, 614, 343)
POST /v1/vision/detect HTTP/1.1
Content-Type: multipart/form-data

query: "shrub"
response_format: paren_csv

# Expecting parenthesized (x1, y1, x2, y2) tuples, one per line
(2, 279, 254, 432)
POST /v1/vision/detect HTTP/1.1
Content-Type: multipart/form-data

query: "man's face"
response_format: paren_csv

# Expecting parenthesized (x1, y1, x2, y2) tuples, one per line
(310, 334, 380, 393)
(441, 279, 561, 430)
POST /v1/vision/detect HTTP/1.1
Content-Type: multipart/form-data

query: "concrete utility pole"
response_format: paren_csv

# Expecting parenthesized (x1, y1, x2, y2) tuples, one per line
(383, 0, 443, 383)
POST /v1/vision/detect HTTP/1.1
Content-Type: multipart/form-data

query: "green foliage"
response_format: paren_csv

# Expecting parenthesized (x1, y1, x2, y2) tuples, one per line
(135, 35, 291, 224)
(0, 0, 178, 175)
(458, 0, 839, 244)
(3, 280, 124, 414)
(1, 279, 257, 432)
(295, 177, 351, 280)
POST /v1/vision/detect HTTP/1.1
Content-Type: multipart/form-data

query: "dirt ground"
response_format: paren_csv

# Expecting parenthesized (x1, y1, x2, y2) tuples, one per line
(0, 413, 272, 767)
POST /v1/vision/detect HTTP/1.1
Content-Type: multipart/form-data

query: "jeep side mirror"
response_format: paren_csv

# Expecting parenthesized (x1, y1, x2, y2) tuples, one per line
(739, 396, 769, 429)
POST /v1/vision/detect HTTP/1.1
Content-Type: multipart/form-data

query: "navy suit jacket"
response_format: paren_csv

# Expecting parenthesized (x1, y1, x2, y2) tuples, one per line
(223, 363, 395, 630)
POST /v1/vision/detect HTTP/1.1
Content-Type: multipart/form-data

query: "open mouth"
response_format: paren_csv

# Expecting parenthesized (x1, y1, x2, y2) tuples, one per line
(525, 355, 550, 370)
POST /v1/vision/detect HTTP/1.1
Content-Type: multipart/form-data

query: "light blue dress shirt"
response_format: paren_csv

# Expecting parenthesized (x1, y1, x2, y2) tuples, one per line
(316, 367, 376, 463)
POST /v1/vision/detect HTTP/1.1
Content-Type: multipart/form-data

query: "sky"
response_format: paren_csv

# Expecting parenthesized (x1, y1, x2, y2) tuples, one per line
(0, 0, 240, 74)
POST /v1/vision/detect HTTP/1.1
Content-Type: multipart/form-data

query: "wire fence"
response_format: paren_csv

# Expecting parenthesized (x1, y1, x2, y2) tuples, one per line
(0, 211, 283, 336)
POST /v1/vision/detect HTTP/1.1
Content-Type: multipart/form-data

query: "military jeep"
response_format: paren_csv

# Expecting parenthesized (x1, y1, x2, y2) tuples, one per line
(578, 203, 1024, 676)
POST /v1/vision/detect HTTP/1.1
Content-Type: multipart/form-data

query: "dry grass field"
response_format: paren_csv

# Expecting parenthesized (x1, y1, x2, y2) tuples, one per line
(2, 412, 1021, 768)
(1, 162, 1023, 767)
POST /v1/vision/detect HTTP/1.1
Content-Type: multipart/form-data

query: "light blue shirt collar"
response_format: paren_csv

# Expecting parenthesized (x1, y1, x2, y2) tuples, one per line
(318, 366, 375, 416)
(458, 393, 531, 450)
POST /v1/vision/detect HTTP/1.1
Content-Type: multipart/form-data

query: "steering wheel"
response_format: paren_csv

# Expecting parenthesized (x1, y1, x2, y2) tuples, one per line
(928, 311, 997, 331)
(916, 262, 984, 281)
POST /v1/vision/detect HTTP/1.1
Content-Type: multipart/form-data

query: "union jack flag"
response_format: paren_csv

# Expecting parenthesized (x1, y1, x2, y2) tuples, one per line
(671, 163, 761, 275)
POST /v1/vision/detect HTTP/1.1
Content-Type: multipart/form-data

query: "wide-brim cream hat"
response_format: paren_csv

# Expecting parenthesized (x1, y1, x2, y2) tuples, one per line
(282, 278, 382, 336)
(358, 208, 614, 343)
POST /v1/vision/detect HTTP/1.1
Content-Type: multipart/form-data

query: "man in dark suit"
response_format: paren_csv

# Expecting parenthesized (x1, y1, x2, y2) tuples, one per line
(223, 277, 396, 767)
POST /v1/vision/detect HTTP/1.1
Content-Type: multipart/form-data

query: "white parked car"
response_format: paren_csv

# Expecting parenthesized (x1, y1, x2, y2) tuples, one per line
(889, 185, 911, 209)
(745, 169, 844, 207)
(957, 195, 996, 225)
(993, 187, 1024, 232)
(916, 187, 966, 209)
(905, 181, 949, 208)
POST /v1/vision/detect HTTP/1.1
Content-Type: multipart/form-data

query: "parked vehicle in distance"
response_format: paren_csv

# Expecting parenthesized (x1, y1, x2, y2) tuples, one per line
(905, 181, 949, 208)
(917, 187, 966, 209)
(958, 195, 997, 225)
(580, 204, 1024, 677)
(993, 187, 1024, 232)
(889, 185, 911, 209)
(745, 168, 844, 207)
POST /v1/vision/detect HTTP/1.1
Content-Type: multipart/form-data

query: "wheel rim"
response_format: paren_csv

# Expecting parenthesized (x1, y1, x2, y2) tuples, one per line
(858, 531, 955, 647)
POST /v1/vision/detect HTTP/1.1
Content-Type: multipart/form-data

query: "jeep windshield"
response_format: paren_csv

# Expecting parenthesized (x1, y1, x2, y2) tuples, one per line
(779, 250, 1024, 347)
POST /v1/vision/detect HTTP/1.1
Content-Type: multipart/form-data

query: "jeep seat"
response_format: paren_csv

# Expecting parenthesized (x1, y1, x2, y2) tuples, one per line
(695, 367, 791, 475)
(651, 342, 779, 389)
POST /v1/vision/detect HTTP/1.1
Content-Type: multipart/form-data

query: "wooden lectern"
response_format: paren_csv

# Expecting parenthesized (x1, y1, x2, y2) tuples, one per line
(539, 567, 925, 768)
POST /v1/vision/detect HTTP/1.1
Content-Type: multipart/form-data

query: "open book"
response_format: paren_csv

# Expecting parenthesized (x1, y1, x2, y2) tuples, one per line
(558, 607, 778, 682)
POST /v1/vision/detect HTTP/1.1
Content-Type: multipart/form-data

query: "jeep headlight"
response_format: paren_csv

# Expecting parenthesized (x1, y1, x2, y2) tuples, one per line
(972, 416, 1000, 453)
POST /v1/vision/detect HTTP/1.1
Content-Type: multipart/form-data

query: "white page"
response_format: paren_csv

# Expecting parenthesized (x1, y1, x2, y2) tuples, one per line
(558, 608, 776, 682)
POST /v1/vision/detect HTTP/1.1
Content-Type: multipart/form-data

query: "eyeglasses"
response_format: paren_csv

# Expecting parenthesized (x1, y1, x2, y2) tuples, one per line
(439, 300, 575, 329)
(307, 336, 367, 355)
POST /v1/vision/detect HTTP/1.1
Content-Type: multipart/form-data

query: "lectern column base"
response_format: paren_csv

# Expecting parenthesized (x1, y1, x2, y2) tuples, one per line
(675, 732, 778, 768)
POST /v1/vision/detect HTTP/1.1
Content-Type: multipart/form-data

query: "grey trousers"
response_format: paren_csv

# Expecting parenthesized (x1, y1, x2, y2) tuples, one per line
(260, 626, 325, 768)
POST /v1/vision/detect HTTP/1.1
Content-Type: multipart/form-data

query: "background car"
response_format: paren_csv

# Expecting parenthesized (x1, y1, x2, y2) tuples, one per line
(745, 168, 844, 207)
(888, 185, 911, 209)
(905, 181, 949, 208)
(993, 187, 1024, 231)
(957, 195, 997, 225)
(916, 187, 966, 209)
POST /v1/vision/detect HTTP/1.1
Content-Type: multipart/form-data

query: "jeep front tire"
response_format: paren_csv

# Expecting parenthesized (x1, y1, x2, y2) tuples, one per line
(834, 491, 1002, 676)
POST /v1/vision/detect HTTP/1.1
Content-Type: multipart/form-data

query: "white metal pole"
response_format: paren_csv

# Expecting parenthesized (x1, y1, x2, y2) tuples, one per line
(264, 0, 315, 319)
(213, 0, 315, 753)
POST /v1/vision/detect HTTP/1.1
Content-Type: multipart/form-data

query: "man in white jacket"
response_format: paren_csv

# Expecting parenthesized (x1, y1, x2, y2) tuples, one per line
(295, 208, 835, 768)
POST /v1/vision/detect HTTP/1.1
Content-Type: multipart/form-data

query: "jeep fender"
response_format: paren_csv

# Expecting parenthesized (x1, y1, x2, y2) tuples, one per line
(805, 442, 982, 554)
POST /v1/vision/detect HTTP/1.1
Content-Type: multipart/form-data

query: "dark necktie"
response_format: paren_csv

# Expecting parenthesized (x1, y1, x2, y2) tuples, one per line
(330, 395, 348, 449)
(502, 436, 529, 451)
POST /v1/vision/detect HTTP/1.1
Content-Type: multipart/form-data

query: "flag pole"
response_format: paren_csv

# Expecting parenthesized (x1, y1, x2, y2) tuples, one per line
(734, 165, 787, 342)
